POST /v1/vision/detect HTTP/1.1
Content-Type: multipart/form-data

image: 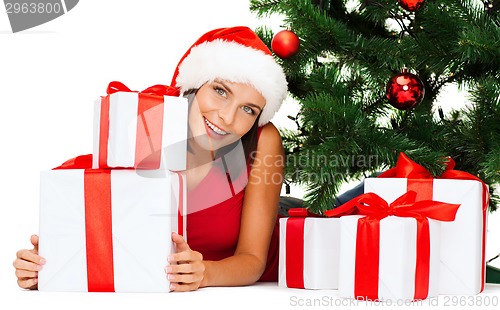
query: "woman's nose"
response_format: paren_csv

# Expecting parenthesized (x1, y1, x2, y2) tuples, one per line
(217, 104, 237, 125)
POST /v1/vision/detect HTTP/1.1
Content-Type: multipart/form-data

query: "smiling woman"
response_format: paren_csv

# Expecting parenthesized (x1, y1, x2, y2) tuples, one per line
(166, 26, 288, 292)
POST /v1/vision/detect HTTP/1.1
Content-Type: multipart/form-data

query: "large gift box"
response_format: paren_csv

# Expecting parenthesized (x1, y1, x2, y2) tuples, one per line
(93, 81, 188, 171)
(365, 152, 489, 295)
(336, 192, 460, 301)
(278, 210, 341, 289)
(38, 168, 186, 292)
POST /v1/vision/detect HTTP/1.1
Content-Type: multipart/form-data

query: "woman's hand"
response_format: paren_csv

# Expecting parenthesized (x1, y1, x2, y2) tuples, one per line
(13, 235, 45, 290)
(166, 232, 206, 292)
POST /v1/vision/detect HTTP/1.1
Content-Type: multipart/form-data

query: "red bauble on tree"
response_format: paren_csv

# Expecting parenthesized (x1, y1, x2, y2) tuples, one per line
(271, 29, 300, 59)
(386, 68, 425, 110)
(397, 0, 426, 12)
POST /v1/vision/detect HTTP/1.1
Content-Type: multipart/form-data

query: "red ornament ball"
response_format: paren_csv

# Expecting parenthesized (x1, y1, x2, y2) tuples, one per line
(271, 29, 300, 59)
(386, 69, 425, 110)
(397, 0, 426, 12)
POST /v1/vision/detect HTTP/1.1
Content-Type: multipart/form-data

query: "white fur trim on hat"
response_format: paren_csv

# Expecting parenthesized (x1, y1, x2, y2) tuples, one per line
(175, 39, 288, 126)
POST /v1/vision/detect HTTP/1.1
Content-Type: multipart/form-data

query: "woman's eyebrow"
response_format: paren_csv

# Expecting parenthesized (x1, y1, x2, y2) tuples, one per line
(215, 80, 233, 95)
(246, 103, 263, 111)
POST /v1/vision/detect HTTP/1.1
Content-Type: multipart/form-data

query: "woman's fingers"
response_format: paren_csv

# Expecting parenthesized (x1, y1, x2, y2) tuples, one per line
(13, 258, 42, 273)
(171, 232, 190, 252)
(165, 261, 205, 274)
(30, 234, 39, 250)
(15, 269, 38, 279)
(165, 259, 205, 292)
(14, 235, 43, 290)
(17, 277, 38, 290)
(15, 249, 45, 266)
(167, 272, 203, 285)
(167, 232, 205, 292)
(169, 281, 202, 292)
(168, 250, 202, 264)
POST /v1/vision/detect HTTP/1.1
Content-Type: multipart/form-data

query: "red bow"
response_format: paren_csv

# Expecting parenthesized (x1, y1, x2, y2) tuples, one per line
(106, 81, 180, 97)
(379, 152, 486, 183)
(324, 191, 460, 222)
(53, 154, 93, 169)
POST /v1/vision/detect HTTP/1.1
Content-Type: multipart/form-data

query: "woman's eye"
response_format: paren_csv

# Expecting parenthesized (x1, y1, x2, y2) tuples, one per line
(242, 106, 254, 115)
(214, 87, 226, 97)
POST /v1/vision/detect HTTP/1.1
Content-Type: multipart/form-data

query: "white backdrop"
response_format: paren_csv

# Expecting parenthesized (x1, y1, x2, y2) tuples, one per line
(1, 1, 498, 307)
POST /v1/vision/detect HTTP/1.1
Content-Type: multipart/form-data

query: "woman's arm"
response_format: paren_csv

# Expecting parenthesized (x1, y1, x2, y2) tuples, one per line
(167, 123, 284, 291)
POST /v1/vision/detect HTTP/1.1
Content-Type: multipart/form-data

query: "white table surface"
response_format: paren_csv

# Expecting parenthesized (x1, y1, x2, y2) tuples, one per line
(2, 282, 499, 310)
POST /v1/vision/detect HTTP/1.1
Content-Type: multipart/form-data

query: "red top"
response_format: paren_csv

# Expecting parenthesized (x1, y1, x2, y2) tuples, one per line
(185, 131, 280, 282)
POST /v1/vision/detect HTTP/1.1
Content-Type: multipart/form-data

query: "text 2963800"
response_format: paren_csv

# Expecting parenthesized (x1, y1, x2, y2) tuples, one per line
(5, 2, 62, 14)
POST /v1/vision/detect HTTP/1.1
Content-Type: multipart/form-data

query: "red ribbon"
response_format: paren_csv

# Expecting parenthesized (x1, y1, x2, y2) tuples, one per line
(53, 154, 184, 291)
(84, 170, 115, 292)
(283, 208, 320, 288)
(285, 215, 306, 288)
(177, 173, 185, 238)
(327, 191, 460, 301)
(99, 81, 180, 169)
(379, 152, 489, 291)
(98, 95, 112, 168)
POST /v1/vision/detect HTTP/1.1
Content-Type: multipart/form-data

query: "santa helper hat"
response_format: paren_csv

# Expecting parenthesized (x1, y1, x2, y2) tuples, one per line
(171, 26, 288, 127)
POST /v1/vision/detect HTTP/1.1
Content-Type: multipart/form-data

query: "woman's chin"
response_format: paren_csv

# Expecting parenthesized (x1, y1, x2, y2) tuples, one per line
(192, 134, 238, 153)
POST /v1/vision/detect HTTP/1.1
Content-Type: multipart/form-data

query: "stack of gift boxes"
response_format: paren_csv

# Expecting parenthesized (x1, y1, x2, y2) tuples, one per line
(279, 152, 489, 302)
(37, 82, 188, 292)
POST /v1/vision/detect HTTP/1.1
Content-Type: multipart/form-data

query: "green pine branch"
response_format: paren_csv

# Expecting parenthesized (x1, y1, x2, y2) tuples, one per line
(251, 0, 499, 212)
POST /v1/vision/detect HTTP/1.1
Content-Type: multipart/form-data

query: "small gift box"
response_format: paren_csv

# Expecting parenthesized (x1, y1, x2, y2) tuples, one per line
(365, 152, 489, 295)
(336, 191, 460, 301)
(278, 208, 341, 289)
(93, 81, 187, 170)
(38, 166, 186, 292)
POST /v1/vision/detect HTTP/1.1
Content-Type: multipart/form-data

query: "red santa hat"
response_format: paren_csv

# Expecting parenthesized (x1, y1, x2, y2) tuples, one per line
(171, 26, 288, 127)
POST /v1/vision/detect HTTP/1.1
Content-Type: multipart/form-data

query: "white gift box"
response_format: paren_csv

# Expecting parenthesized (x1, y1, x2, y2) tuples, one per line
(93, 91, 188, 170)
(38, 169, 186, 292)
(338, 215, 441, 301)
(364, 178, 487, 295)
(278, 217, 340, 289)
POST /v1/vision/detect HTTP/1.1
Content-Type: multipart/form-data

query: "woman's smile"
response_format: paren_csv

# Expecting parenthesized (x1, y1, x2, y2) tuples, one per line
(204, 117, 229, 137)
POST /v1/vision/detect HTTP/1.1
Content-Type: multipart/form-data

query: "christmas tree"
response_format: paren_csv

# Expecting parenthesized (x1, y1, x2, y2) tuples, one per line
(250, 0, 499, 214)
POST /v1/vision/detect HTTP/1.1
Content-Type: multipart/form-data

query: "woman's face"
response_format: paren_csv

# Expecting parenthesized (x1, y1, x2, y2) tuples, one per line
(188, 79, 265, 152)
